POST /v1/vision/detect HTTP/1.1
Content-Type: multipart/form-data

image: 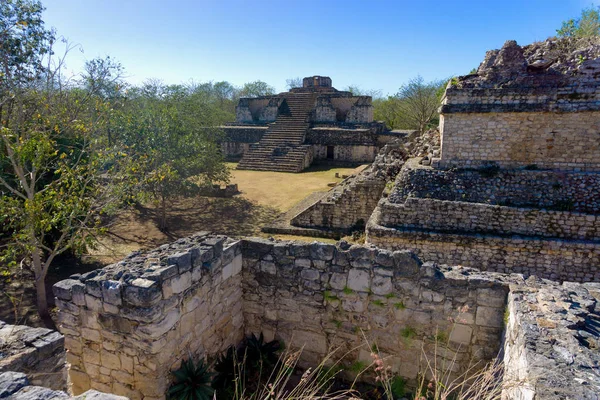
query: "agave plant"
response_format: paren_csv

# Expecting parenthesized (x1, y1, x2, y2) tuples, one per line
(244, 332, 280, 370)
(212, 345, 239, 391)
(168, 356, 214, 400)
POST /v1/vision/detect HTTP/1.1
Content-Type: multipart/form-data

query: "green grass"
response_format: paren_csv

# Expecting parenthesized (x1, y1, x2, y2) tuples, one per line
(342, 286, 354, 295)
(371, 299, 385, 307)
(394, 301, 406, 310)
(324, 290, 339, 302)
(348, 360, 367, 373)
(400, 326, 417, 339)
(226, 162, 367, 212)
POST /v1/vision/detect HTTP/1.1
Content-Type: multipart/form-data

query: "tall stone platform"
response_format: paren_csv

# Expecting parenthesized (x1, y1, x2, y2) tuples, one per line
(222, 76, 390, 172)
(367, 39, 600, 281)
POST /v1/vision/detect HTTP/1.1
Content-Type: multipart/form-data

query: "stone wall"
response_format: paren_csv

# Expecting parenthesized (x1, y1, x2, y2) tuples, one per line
(312, 144, 379, 163)
(0, 321, 66, 391)
(235, 97, 282, 123)
(0, 371, 127, 399)
(438, 39, 600, 172)
(52, 233, 244, 399)
(438, 111, 600, 171)
(367, 216, 600, 282)
(241, 239, 507, 383)
(390, 159, 600, 214)
(53, 234, 600, 398)
(291, 175, 386, 230)
(502, 279, 600, 398)
(380, 199, 600, 241)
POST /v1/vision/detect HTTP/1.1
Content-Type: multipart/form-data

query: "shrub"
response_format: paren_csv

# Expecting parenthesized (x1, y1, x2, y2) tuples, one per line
(168, 357, 214, 400)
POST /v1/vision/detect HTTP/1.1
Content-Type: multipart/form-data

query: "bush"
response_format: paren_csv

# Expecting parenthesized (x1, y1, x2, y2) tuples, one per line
(168, 357, 214, 400)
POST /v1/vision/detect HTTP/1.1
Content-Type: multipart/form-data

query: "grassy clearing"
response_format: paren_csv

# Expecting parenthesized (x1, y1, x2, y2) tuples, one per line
(227, 163, 366, 212)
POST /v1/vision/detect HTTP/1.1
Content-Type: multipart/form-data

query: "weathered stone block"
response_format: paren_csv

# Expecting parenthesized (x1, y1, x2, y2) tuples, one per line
(101, 280, 122, 306)
(372, 275, 392, 295)
(347, 269, 370, 292)
(123, 278, 162, 307)
(223, 254, 243, 280)
(168, 251, 192, 272)
(475, 306, 504, 328)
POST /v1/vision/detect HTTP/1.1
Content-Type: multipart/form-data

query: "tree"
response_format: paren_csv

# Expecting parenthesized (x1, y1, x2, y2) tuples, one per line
(112, 82, 230, 231)
(0, 1, 132, 324)
(392, 76, 445, 133)
(239, 80, 275, 97)
(557, 6, 600, 38)
(285, 77, 302, 90)
(344, 85, 382, 98)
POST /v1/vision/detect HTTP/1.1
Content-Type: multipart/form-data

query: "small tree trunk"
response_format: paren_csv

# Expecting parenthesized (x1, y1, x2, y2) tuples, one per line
(31, 249, 54, 328)
(160, 192, 167, 231)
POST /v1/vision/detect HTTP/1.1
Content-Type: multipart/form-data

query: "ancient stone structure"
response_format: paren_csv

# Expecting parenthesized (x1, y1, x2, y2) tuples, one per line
(0, 371, 126, 399)
(435, 39, 600, 172)
(367, 39, 600, 279)
(0, 321, 67, 391)
(221, 76, 392, 172)
(49, 233, 600, 399)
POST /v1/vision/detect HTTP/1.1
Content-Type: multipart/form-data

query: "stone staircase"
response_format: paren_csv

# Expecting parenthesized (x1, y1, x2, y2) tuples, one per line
(237, 93, 316, 172)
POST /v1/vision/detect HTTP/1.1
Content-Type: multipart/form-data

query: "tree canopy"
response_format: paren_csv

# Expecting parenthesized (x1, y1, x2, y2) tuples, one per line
(557, 6, 600, 38)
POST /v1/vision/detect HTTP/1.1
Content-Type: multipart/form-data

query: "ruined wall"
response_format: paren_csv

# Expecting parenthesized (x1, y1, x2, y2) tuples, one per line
(390, 160, 600, 214)
(235, 98, 282, 123)
(438, 39, 600, 172)
(367, 217, 600, 282)
(380, 199, 600, 241)
(0, 321, 66, 391)
(369, 157, 600, 281)
(502, 280, 600, 399)
(0, 371, 126, 400)
(221, 142, 250, 159)
(53, 234, 600, 398)
(241, 239, 507, 383)
(312, 144, 378, 163)
(438, 111, 600, 171)
(52, 234, 244, 399)
(291, 175, 386, 229)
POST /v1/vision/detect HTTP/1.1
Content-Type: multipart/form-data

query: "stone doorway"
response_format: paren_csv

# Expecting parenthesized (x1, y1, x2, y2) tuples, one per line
(326, 145, 334, 159)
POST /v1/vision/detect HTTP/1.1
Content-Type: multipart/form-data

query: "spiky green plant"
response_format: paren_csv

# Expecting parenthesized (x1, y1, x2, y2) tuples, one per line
(168, 357, 214, 400)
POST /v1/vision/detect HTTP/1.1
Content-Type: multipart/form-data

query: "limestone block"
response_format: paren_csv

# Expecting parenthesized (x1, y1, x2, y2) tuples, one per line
(342, 298, 365, 313)
(292, 330, 328, 354)
(136, 308, 180, 338)
(123, 278, 162, 307)
(82, 347, 101, 366)
(84, 295, 103, 312)
(477, 288, 506, 308)
(169, 272, 192, 294)
(449, 324, 473, 345)
(69, 369, 91, 395)
(260, 261, 277, 275)
(347, 269, 370, 292)
(475, 306, 504, 328)
(222, 254, 243, 280)
(101, 280, 122, 306)
(301, 268, 320, 281)
(167, 251, 192, 272)
(329, 272, 347, 290)
(372, 275, 392, 295)
(81, 328, 101, 343)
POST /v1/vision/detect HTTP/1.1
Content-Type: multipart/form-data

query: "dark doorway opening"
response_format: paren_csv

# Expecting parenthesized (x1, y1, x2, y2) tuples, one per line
(326, 146, 334, 159)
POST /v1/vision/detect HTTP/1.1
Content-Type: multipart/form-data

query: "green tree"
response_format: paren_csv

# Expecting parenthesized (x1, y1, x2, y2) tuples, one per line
(113, 82, 230, 231)
(557, 6, 600, 38)
(0, 1, 131, 323)
(239, 80, 275, 97)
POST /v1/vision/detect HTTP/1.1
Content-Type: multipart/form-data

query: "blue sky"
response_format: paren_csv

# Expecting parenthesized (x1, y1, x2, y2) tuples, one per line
(42, 0, 593, 96)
